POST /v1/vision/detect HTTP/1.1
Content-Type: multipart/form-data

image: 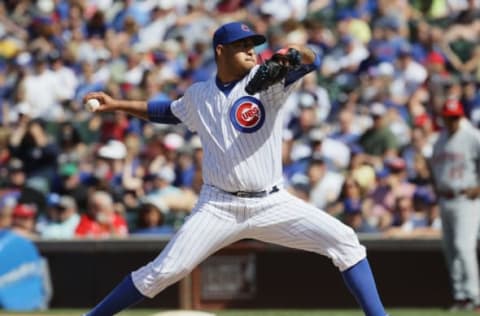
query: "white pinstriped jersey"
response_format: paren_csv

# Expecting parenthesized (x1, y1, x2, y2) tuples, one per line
(171, 65, 301, 192)
(131, 58, 369, 305)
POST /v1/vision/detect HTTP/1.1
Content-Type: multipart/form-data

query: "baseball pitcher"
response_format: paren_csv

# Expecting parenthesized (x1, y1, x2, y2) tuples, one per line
(82, 22, 388, 316)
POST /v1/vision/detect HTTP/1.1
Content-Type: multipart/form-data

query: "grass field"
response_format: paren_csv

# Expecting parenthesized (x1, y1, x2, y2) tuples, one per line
(2, 309, 480, 316)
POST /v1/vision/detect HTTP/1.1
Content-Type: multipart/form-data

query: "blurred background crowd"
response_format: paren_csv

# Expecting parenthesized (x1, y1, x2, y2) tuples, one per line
(0, 0, 479, 239)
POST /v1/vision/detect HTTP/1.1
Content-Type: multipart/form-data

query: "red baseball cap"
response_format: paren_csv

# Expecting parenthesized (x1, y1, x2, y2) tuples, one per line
(426, 51, 445, 66)
(442, 99, 464, 117)
(12, 204, 36, 218)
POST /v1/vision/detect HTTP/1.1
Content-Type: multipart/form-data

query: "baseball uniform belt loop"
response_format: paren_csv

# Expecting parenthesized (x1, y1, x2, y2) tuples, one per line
(228, 185, 280, 198)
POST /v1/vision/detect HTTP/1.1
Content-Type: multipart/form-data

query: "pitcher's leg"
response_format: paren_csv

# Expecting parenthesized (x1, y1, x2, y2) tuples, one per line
(132, 208, 241, 297)
(83, 275, 144, 316)
(250, 192, 365, 269)
(341, 258, 386, 316)
(86, 208, 241, 316)
(250, 191, 386, 316)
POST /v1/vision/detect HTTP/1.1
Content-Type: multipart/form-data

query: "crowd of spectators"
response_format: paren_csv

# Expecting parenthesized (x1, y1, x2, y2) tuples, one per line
(0, 0, 479, 239)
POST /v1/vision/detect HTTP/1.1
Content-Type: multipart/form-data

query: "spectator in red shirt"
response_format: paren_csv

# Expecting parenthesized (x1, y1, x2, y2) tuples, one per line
(75, 191, 128, 238)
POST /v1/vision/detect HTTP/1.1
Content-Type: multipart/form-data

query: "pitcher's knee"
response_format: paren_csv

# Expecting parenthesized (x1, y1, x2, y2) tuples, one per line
(330, 225, 366, 271)
(132, 262, 192, 298)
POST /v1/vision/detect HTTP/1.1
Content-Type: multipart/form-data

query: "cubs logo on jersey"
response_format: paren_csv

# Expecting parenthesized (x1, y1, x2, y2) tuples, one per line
(229, 96, 265, 133)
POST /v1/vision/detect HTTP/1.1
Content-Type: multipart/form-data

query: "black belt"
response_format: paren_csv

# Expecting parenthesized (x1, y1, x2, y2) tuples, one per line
(438, 189, 466, 200)
(227, 185, 280, 198)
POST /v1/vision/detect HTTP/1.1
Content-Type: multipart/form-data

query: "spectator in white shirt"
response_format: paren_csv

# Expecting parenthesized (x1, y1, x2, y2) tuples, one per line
(391, 44, 427, 103)
(322, 35, 369, 77)
(21, 53, 64, 120)
(48, 51, 78, 102)
(40, 196, 80, 239)
(307, 154, 344, 210)
(310, 128, 351, 172)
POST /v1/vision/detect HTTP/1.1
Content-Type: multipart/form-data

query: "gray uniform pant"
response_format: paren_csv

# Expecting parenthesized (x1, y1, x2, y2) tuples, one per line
(440, 197, 480, 303)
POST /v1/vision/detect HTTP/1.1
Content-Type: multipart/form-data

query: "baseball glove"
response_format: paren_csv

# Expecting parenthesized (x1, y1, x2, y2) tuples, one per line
(245, 48, 302, 95)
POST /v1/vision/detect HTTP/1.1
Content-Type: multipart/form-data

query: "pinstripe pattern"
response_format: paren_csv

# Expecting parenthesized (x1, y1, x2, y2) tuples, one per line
(132, 187, 365, 297)
(133, 62, 365, 299)
(248, 189, 365, 270)
(170, 67, 297, 193)
(131, 187, 245, 298)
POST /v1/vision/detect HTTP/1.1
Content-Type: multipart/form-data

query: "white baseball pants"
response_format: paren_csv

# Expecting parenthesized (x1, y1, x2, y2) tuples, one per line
(132, 185, 366, 298)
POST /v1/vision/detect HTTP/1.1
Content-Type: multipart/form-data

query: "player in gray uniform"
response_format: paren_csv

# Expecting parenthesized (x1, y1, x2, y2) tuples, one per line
(430, 99, 480, 311)
(82, 22, 387, 316)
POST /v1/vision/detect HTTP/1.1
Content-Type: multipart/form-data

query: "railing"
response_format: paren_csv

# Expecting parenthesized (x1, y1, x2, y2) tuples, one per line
(34, 236, 451, 309)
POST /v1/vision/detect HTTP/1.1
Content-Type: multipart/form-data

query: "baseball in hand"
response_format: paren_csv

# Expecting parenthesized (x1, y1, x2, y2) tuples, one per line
(85, 98, 100, 112)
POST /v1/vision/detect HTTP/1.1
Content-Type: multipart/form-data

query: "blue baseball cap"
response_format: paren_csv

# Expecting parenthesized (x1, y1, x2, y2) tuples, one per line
(212, 22, 266, 49)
